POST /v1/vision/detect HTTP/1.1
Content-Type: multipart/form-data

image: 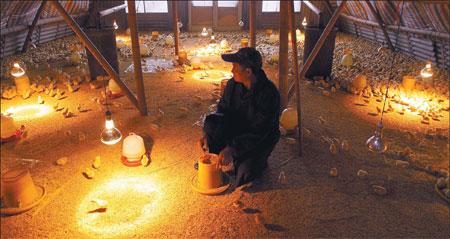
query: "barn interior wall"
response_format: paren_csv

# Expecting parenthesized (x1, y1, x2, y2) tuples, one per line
(0, 15, 87, 59)
(340, 18, 449, 71)
(0, 1, 448, 71)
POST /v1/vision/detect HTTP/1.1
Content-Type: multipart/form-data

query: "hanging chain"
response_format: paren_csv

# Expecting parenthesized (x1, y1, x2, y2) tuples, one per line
(379, 1, 405, 126)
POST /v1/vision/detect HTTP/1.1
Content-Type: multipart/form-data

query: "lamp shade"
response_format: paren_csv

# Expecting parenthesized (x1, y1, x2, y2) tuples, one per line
(366, 123, 387, 153)
(100, 111, 122, 145)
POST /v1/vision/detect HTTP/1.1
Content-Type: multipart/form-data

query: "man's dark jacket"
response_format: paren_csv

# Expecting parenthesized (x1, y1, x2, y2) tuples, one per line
(215, 69, 280, 162)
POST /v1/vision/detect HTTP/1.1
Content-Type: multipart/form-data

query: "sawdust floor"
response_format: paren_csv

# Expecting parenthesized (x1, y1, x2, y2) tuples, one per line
(1, 33, 449, 238)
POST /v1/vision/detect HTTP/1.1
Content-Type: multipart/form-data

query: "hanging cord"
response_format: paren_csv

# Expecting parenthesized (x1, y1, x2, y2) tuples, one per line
(104, 78, 110, 112)
(379, 1, 405, 126)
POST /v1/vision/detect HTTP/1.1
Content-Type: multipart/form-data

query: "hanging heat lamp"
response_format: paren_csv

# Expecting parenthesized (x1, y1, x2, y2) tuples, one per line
(366, 122, 387, 153)
(302, 18, 307, 27)
(201, 27, 208, 37)
(11, 62, 31, 97)
(238, 19, 244, 28)
(100, 111, 122, 145)
(366, 1, 405, 154)
(420, 61, 433, 79)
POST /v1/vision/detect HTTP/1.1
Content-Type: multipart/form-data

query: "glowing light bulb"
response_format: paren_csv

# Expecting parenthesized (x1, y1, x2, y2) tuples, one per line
(238, 19, 244, 27)
(11, 62, 25, 77)
(101, 111, 122, 145)
(209, 35, 217, 47)
(420, 62, 433, 79)
(201, 27, 208, 37)
(366, 123, 387, 153)
(302, 18, 307, 26)
(113, 20, 118, 30)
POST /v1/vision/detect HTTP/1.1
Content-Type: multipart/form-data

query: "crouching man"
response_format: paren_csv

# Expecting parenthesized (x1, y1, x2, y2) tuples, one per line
(198, 47, 280, 188)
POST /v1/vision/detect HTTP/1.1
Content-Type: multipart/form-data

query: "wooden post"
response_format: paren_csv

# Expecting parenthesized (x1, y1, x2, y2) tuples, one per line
(279, 0, 290, 110)
(249, 0, 256, 48)
(22, 0, 47, 53)
(288, 0, 303, 156)
(288, 0, 347, 98)
(48, 1, 140, 111)
(365, 0, 394, 51)
(127, 0, 148, 116)
(172, 0, 179, 55)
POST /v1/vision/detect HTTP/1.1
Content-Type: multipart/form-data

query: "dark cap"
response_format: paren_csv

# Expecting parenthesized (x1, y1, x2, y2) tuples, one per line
(221, 47, 262, 71)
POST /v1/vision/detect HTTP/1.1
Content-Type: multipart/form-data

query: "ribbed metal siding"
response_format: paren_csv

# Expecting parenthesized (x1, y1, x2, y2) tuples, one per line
(0, 16, 87, 58)
(340, 19, 449, 71)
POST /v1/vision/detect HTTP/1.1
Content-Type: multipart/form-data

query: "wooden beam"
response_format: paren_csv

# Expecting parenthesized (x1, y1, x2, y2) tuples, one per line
(249, 0, 256, 47)
(172, 1, 179, 55)
(22, 0, 47, 53)
(99, 3, 127, 17)
(288, 0, 303, 156)
(288, 0, 347, 98)
(48, 1, 140, 112)
(303, 1, 322, 15)
(127, 0, 148, 116)
(365, 0, 394, 51)
(279, 0, 290, 109)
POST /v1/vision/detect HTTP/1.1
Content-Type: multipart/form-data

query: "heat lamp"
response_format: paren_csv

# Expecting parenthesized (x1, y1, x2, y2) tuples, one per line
(100, 111, 122, 145)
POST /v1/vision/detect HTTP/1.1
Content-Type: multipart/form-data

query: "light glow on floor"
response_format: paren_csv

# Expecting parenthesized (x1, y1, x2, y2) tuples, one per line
(76, 175, 162, 236)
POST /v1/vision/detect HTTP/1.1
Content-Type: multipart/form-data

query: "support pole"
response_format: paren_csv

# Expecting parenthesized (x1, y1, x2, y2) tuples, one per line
(365, 0, 394, 51)
(249, 0, 256, 48)
(279, 0, 290, 110)
(288, 0, 347, 98)
(127, 0, 148, 116)
(288, 0, 303, 156)
(172, 0, 179, 55)
(49, 1, 140, 112)
(22, 0, 47, 53)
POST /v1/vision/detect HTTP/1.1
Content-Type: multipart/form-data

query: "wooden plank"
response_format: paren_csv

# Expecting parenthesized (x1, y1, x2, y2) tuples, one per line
(288, 0, 303, 156)
(279, 0, 290, 109)
(172, 0, 179, 55)
(127, 0, 148, 116)
(249, 0, 256, 47)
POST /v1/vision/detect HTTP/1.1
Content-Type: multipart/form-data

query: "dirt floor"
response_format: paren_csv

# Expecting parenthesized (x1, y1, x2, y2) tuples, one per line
(1, 31, 449, 238)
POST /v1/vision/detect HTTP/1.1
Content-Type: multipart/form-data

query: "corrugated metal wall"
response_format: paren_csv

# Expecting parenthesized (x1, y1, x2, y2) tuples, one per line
(338, 0, 449, 70)
(0, 0, 89, 58)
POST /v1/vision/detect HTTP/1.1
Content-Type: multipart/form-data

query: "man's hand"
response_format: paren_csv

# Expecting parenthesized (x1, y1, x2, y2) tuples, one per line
(217, 146, 233, 170)
(197, 136, 208, 153)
